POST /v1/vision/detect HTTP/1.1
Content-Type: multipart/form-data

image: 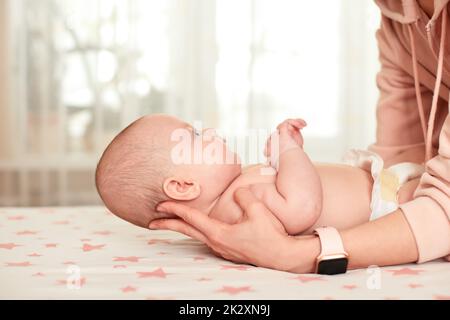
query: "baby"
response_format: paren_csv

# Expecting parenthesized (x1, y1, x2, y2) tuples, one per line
(95, 114, 424, 235)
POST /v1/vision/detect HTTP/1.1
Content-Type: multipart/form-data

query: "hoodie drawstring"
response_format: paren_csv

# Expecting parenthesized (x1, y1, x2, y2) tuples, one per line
(426, 19, 439, 60)
(408, 7, 448, 162)
(427, 9, 447, 161)
(408, 24, 428, 143)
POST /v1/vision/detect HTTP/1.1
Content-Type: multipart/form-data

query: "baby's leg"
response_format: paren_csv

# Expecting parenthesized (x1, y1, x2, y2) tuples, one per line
(397, 178, 420, 204)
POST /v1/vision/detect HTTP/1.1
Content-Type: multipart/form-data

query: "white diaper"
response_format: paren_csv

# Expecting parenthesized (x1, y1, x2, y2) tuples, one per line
(342, 149, 425, 221)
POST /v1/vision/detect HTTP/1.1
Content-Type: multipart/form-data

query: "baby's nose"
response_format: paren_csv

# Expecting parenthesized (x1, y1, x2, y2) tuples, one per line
(204, 128, 221, 140)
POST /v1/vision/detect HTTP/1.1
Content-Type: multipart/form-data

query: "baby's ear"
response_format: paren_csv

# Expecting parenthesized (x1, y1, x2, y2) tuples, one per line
(162, 177, 201, 201)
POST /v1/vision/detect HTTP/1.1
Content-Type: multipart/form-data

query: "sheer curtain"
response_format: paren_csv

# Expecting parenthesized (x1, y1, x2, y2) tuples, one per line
(0, 0, 381, 206)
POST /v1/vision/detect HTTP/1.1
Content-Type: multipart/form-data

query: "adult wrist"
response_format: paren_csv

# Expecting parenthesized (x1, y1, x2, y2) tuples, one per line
(281, 235, 321, 273)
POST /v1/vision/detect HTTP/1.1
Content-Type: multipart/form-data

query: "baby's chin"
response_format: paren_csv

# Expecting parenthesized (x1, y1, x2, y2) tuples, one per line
(223, 163, 242, 185)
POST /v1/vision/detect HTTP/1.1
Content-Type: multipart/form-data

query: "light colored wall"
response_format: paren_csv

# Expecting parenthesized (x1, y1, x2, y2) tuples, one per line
(0, 0, 14, 159)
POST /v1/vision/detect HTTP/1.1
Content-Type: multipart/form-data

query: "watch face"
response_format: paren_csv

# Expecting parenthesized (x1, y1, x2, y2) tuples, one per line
(317, 258, 348, 275)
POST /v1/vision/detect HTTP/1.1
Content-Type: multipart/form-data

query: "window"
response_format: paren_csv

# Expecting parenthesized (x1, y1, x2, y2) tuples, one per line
(0, 0, 381, 206)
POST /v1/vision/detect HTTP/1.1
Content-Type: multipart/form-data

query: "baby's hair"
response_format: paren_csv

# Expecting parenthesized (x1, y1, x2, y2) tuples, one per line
(95, 117, 171, 228)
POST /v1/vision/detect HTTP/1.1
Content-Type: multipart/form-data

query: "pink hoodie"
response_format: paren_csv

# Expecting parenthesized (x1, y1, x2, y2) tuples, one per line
(369, 0, 450, 262)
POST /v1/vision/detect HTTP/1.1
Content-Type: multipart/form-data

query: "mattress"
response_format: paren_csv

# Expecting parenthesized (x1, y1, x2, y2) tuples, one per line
(0, 206, 449, 300)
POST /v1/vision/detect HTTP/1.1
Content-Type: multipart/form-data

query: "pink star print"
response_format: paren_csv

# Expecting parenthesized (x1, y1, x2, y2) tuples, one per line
(343, 284, 358, 290)
(121, 286, 137, 293)
(6, 261, 32, 267)
(137, 268, 168, 278)
(53, 220, 70, 225)
(220, 265, 251, 271)
(8, 216, 25, 221)
(197, 277, 212, 282)
(28, 253, 42, 257)
(292, 275, 325, 283)
(82, 243, 105, 252)
(32, 272, 45, 277)
(114, 256, 142, 263)
(45, 243, 58, 248)
(387, 267, 424, 276)
(62, 261, 77, 265)
(16, 230, 38, 235)
(216, 286, 252, 295)
(0, 243, 21, 250)
(434, 295, 450, 300)
(113, 265, 127, 269)
(57, 277, 86, 287)
(147, 239, 171, 245)
(93, 231, 112, 236)
(193, 256, 206, 261)
(408, 283, 423, 289)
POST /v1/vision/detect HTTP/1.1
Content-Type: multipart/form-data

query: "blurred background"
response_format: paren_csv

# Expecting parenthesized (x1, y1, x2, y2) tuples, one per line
(0, 0, 381, 207)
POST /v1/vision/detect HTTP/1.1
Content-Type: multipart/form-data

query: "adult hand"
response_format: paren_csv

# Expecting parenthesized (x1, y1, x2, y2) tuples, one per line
(149, 188, 297, 270)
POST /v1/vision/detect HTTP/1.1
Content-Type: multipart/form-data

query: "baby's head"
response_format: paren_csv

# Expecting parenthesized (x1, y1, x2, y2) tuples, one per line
(95, 114, 241, 228)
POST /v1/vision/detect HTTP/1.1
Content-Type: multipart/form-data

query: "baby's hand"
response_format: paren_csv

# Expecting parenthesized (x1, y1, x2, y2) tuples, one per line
(278, 118, 306, 148)
(264, 119, 307, 159)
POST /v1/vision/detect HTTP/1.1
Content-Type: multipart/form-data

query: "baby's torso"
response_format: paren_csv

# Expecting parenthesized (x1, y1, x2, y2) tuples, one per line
(209, 162, 418, 234)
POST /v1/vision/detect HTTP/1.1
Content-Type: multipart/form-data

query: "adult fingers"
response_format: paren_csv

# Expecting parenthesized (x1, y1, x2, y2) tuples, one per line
(150, 219, 234, 262)
(233, 187, 266, 219)
(149, 218, 211, 246)
(156, 201, 228, 238)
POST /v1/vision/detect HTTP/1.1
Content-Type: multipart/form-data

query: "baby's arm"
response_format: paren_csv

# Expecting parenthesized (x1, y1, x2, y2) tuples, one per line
(256, 119, 323, 235)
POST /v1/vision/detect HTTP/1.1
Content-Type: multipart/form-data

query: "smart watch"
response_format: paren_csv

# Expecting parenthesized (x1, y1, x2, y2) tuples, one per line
(314, 226, 349, 275)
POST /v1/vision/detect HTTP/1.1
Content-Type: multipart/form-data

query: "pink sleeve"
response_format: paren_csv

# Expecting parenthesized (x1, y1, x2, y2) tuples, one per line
(369, 19, 450, 263)
(400, 114, 450, 263)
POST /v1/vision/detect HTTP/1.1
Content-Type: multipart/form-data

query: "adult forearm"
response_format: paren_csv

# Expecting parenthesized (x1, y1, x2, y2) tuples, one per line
(283, 209, 419, 273)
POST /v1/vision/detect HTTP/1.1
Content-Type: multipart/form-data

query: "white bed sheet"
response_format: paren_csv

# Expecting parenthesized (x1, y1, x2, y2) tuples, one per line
(0, 206, 449, 300)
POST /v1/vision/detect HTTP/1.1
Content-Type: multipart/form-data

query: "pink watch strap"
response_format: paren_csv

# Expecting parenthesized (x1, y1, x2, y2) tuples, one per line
(314, 227, 348, 258)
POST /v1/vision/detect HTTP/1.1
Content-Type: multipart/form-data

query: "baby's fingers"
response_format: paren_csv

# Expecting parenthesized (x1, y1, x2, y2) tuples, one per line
(288, 118, 307, 129)
(279, 122, 304, 147)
